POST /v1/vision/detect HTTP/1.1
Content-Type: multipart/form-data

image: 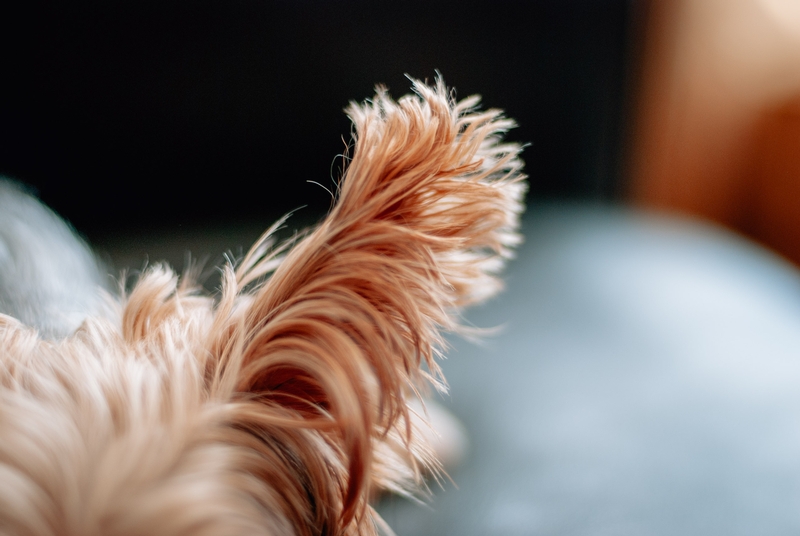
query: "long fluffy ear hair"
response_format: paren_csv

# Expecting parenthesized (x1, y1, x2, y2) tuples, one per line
(0, 79, 523, 536)
(198, 77, 525, 534)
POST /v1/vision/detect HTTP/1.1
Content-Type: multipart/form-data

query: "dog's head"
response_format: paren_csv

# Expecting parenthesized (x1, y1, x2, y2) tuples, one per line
(0, 79, 525, 535)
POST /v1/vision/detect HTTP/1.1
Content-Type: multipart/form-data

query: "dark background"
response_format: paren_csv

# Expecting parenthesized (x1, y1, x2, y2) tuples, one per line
(0, 1, 637, 238)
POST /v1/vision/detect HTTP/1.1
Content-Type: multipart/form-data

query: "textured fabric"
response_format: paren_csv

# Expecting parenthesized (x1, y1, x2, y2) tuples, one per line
(0, 179, 108, 339)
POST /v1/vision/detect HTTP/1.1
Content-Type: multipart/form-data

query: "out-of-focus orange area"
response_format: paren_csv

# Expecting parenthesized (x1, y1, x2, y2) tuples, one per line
(630, 0, 800, 264)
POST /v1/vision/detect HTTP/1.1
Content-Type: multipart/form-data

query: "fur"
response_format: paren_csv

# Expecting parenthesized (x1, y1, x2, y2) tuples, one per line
(0, 78, 525, 535)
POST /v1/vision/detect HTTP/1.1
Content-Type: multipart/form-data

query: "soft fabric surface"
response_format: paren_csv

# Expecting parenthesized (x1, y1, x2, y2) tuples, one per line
(379, 205, 800, 535)
(0, 179, 108, 339)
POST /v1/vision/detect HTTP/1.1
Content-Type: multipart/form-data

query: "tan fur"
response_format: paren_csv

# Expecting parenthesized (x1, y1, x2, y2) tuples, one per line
(0, 78, 525, 535)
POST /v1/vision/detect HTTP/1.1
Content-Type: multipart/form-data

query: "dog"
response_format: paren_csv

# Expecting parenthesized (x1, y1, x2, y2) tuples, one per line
(0, 78, 525, 535)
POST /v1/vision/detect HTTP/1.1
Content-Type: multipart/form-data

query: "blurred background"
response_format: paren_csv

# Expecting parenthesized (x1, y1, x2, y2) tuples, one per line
(4, 1, 800, 534)
(0, 0, 634, 238)
(3, 1, 800, 261)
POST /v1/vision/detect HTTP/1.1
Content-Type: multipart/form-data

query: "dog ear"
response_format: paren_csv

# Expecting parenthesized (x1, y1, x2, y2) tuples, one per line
(205, 77, 526, 533)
